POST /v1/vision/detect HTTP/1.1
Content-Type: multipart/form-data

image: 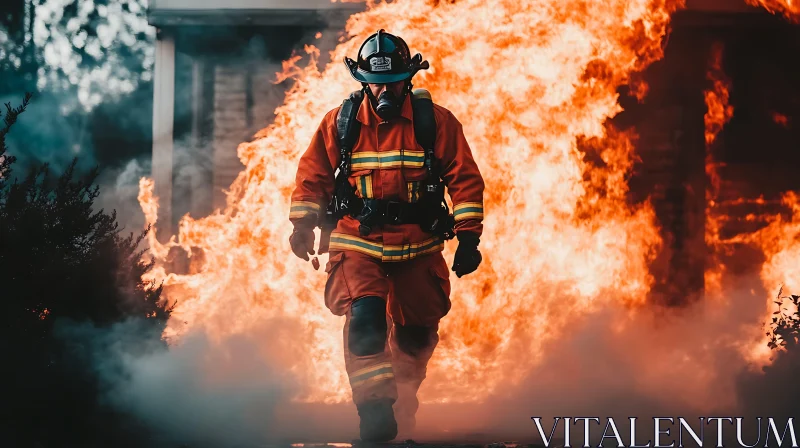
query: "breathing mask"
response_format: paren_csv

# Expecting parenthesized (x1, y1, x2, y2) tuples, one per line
(371, 88, 406, 121)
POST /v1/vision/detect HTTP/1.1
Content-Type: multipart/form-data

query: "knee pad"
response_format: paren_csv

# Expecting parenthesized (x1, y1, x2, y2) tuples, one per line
(348, 296, 388, 356)
(395, 324, 436, 357)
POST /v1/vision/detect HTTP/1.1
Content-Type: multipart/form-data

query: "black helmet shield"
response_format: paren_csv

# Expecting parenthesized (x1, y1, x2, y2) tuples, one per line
(344, 30, 430, 120)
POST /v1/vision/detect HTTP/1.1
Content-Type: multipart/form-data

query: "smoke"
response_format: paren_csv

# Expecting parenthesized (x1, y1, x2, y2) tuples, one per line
(171, 137, 215, 221)
(53, 274, 778, 446)
(404, 274, 773, 443)
(53, 316, 350, 447)
(737, 328, 800, 421)
(95, 156, 151, 232)
(109, 330, 290, 447)
(0, 91, 94, 173)
(0, 84, 156, 233)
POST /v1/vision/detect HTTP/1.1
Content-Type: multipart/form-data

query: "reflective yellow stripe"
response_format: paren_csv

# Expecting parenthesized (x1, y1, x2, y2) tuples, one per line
(454, 201, 483, 211)
(455, 212, 483, 220)
(329, 234, 383, 258)
(290, 201, 321, 219)
(350, 362, 393, 380)
(382, 238, 444, 262)
(356, 175, 373, 198)
(453, 201, 484, 222)
(351, 150, 426, 170)
(407, 181, 420, 203)
(350, 362, 395, 389)
(351, 372, 395, 389)
(329, 232, 444, 262)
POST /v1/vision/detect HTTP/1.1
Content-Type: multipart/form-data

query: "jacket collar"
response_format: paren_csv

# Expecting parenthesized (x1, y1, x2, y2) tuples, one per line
(356, 92, 414, 126)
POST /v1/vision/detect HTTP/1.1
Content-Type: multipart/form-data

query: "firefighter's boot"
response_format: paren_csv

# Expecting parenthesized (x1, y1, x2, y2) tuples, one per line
(394, 380, 420, 434)
(389, 323, 439, 436)
(357, 398, 398, 442)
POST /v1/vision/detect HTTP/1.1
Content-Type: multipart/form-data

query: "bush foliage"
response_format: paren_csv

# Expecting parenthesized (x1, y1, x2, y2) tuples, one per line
(1, 94, 171, 447)
(768, 287, 800, 351)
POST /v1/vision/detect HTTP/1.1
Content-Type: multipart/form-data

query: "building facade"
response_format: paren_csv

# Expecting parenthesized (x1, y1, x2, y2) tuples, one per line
(147, 0, 363, 238)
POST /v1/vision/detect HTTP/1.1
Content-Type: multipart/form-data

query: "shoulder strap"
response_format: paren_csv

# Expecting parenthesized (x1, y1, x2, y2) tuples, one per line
(336, 89, 437, 178)
(410, 89, 437, 178)
(335, 90, 364, 176)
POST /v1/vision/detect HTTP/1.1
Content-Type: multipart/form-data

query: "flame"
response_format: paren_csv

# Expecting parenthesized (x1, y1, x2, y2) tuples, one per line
(133, 0, 800, 412)
(773, 111, 790, 127)
(138, 177, 169, 260)
(746, 0, 800, 22)
(703, 42, 734, 295)
(752, 194, 800, 343)
(744, 0, 800, 362)
(697, 20, 800, 366)
(138, 0, 684, 404)
(703, 44, 734, 148)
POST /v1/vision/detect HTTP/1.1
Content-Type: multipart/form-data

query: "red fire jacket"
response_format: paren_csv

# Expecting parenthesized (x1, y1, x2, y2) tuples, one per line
(290, 91, 484, 262)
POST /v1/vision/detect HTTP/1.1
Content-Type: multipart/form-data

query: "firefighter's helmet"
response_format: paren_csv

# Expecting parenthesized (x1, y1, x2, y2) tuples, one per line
(345, 29, 429, 84)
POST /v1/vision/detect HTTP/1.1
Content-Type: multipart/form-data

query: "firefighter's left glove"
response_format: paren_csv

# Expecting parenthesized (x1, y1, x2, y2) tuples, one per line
(452, 232, 482, 278)
(290, 227, 316, 261)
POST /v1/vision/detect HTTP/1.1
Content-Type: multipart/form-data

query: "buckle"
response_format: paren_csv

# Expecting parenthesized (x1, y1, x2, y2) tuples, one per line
(385, 201, 403, 224)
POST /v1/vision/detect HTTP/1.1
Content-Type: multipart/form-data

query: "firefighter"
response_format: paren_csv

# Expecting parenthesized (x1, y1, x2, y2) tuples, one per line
(289, 29, 485, 442)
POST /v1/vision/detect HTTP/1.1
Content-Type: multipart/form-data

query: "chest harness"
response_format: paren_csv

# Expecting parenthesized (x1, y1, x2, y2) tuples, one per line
(322, 89, 455, 240)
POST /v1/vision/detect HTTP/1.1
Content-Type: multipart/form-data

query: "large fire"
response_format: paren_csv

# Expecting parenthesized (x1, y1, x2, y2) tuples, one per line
(746, 0, 800, 22)
(138, 0, 800, 407)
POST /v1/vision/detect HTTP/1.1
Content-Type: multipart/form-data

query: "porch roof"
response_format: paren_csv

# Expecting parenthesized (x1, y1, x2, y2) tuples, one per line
(148, 0, 365, 26)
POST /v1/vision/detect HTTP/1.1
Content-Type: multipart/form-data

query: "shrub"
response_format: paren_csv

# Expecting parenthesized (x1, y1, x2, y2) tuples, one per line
(768, 287, 800, 351)
(1, 94, 171, 447)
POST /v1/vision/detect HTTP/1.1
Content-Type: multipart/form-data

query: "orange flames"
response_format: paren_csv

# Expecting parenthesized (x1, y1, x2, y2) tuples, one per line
(136, 0, 800, 407)
(747, 192, 800, 356)
(138, 0, 684, 404)
(773, 111, 790, 127)
(698, 30, 800, 364)
(703, 43, 733, 295)
(746, 0, 800, 22)
(703, 44, 734, 148)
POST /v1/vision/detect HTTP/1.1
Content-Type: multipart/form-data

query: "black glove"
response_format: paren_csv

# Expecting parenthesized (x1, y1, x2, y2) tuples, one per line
(452, 232, 482, 278)
(289, 227, 315, 261)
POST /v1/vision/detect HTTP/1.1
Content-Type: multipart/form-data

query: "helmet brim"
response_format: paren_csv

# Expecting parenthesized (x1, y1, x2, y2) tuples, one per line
(350, 69, 412, 84)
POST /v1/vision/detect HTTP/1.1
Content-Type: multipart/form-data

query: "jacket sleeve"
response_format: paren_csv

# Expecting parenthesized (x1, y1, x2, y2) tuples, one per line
(290, 108, 340, 229)
(435, 108, 485, 237)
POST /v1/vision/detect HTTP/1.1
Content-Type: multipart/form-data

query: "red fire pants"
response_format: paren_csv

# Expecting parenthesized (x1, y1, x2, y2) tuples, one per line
(323, 250, 451, 424)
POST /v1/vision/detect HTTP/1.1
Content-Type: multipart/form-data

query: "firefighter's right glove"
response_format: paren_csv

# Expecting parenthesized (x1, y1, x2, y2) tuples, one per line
(289, 227, 316, 261)
(452, 232, 482, 278)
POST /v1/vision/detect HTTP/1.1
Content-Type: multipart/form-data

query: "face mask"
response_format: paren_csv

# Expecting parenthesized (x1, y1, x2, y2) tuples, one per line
(373, 90, 404, 121)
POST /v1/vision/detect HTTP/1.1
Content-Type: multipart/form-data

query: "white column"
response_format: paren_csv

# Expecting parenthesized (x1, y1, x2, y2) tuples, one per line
(152, 29, 175, 240)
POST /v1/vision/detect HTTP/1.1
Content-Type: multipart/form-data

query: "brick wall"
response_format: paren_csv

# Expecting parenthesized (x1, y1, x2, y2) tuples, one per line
(211, 61, 286, 209)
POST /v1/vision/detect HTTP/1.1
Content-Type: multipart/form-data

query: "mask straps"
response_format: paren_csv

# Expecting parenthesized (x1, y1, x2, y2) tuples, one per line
(361, 83, 376, 104)
(361, 80, 413, 110)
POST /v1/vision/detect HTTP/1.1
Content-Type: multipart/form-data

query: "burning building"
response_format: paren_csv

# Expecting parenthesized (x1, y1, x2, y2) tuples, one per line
(137, 0, 800, 427)
(146, 0, 800, 303)
(621, 0, 800, 304)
